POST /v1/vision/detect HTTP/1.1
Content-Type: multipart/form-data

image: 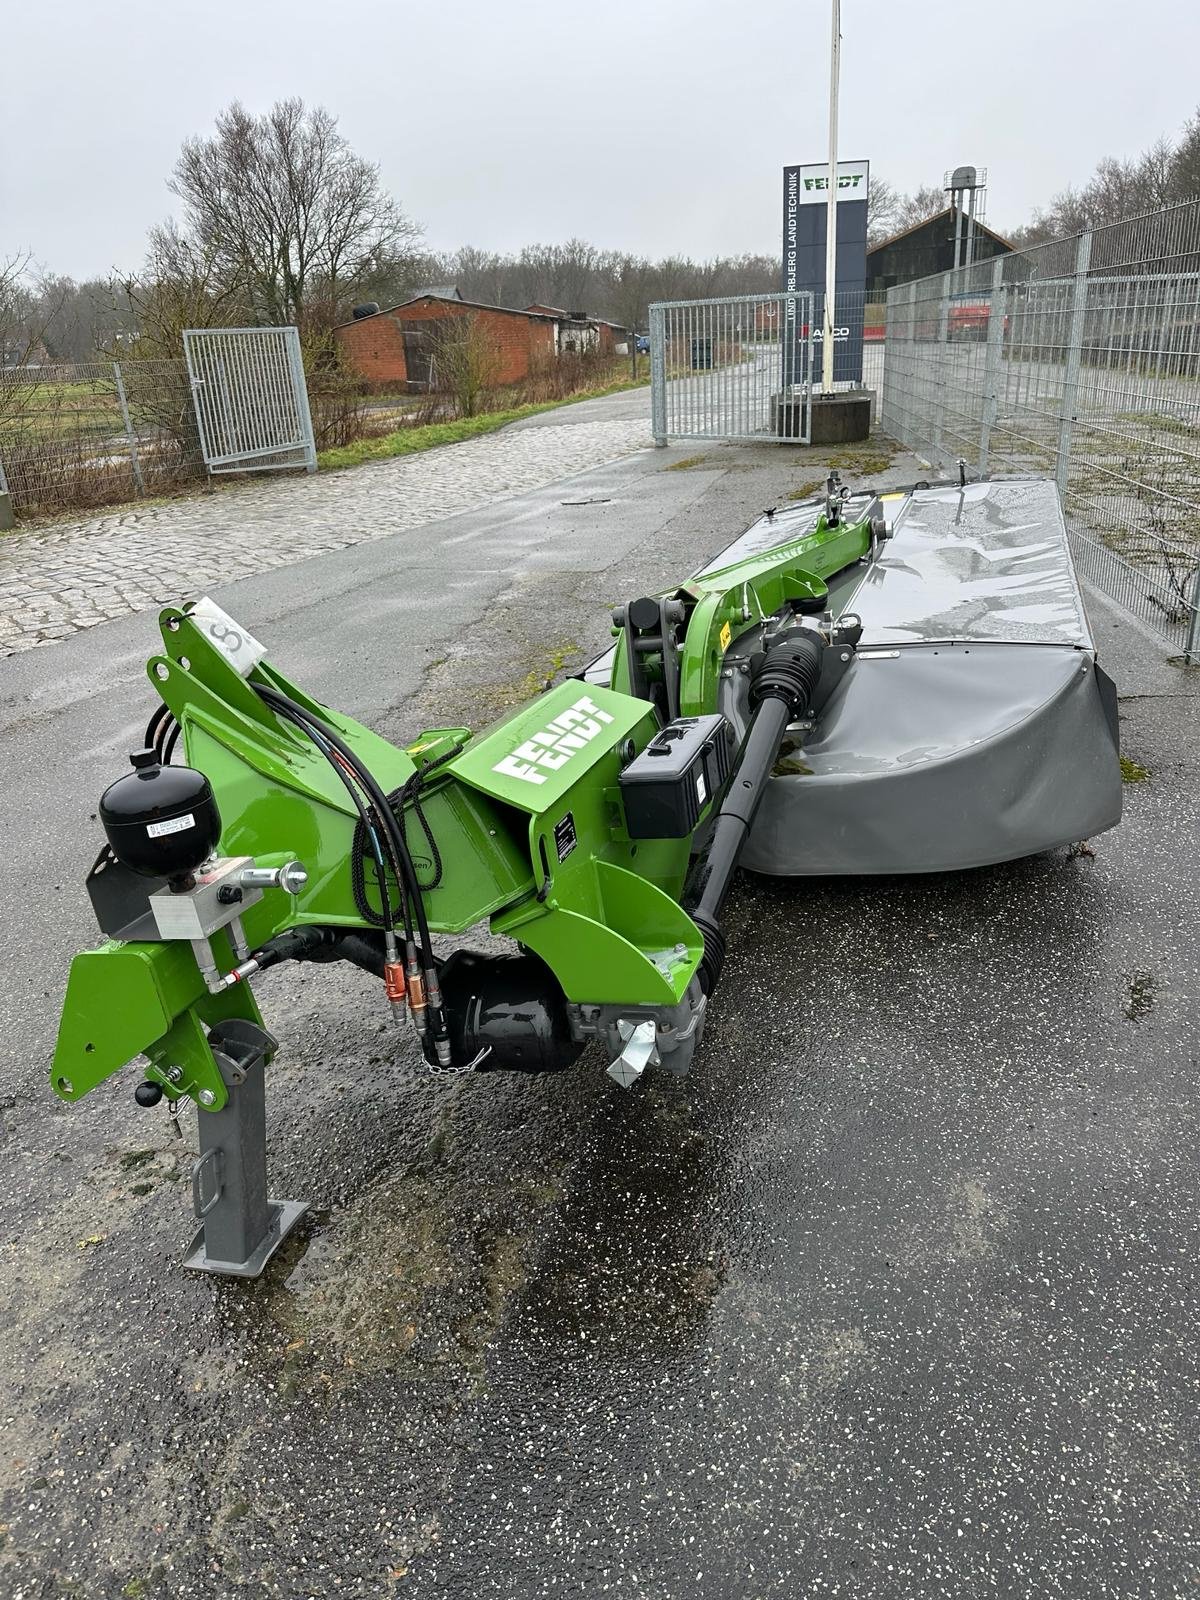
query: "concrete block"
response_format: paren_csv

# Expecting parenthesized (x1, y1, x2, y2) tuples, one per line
(773, 390, 874, 445)
(0, 492, 14, 532)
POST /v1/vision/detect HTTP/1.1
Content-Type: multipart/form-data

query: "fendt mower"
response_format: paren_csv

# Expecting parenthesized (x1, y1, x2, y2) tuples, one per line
(52, 473, 1121, 1276)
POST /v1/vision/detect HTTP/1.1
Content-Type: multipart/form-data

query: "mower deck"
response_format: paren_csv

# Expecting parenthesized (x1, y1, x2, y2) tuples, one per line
(729, 478, 1121, 874)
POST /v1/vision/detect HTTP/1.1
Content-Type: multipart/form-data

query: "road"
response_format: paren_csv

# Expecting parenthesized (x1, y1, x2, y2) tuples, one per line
(1, 400, 1197, 1599)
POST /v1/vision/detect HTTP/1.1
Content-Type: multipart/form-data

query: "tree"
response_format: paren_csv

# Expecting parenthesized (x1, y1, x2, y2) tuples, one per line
(110, 221, 246, 360)
(894, 184, 947, 232)
(431, 314, 503, 417)
(166, 98, 421, 329)
(867, 177, 901, 246)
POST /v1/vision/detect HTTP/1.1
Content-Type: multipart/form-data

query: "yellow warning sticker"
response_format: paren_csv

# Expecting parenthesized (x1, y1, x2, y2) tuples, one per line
(719, 620, 732, 652)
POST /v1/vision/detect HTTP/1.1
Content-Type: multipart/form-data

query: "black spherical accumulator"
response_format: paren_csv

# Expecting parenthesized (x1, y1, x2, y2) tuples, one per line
(98, 750, 221, 888)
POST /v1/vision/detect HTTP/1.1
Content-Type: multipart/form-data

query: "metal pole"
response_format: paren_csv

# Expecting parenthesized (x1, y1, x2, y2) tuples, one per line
(284, 328, 318, 473)
(978, 258, 1006, 474)
(1185, 563, 1200, 666)
(952, 190, 965, 271)
(650, 303, 667, 446)
(965, 184, 977, 269)
(1056, 230, 1093, 502)
(933, 271, 951, 457)
(821, 0, 841, 394)
(112, 361, 146, 496)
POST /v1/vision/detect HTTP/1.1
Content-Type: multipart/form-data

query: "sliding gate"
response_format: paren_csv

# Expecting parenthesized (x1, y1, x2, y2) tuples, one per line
(649, 292, 814, 447)
(183, 326, 317, 475)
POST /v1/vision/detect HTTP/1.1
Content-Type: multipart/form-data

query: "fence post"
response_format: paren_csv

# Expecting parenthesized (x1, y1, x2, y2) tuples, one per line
(650, 304, 667, 446)
(932, 272, 951, 456)
(0, 451, 12, 530)
(1185, 564, 1200, 666)
(112, 362, 146, 496)
(1055, 230, 1093, 502)
(978, 258, 1007, 475)
(284, 329, 318, 473)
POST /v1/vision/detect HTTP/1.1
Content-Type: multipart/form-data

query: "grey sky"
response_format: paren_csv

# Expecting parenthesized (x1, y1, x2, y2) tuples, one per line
(5, 0, 1200, 280)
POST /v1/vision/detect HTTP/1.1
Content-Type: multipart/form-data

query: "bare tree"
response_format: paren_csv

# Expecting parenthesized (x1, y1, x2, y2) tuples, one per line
(167, 98, 421, 329)
(431, 314, 503, 417)
(893, 185, 947, 233)
(0, 255, 71, 369)
(867, 177, 901, 246)
(110, 222, 246, 360)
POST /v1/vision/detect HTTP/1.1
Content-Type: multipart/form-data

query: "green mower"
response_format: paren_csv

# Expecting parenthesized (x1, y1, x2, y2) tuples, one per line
(51, 472, 1121, 1275)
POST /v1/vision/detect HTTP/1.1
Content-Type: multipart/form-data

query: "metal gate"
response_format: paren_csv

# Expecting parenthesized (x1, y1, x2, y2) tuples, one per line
(183, 327, 317, 475)
(649, 293, 814, 447)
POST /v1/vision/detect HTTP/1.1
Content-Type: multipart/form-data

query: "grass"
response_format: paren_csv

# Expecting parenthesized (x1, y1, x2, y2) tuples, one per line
(666, 454, 709, 471)
(317, 375, 650, 472)
(1120, 755, 1150, 783)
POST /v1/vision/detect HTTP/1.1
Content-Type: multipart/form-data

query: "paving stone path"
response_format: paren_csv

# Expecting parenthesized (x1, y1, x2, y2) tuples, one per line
(0, 414, 652, 654)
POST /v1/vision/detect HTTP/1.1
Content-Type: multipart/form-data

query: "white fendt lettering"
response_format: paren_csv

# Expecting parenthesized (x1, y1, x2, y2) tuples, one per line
(493, 695, 616, 786)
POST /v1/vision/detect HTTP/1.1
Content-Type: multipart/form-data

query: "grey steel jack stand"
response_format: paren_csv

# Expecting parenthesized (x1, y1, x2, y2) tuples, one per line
(182, 1018, 309, 1277)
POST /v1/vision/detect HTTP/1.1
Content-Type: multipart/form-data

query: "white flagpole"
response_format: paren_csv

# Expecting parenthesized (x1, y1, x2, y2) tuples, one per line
(822, 0, 841, 394)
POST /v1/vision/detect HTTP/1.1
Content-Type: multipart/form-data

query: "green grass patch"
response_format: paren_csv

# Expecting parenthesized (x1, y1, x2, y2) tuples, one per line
(786, 479, 824, 501)
(665, 454, 709, 471)
(1120, 755, 1150, 783)
(317, 377, 649, 472)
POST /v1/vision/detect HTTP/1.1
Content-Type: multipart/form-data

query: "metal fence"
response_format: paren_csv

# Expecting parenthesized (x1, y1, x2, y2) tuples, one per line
(183, 326, 316, 475)
(650, 292, 816, 445)
(881, 198, 1200, 658)
(0, 359, 203, 516)
(0, 328, 321, 517)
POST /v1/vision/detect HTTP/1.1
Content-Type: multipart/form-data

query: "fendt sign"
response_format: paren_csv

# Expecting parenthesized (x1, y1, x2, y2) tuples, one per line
(782, 159, 869, 384)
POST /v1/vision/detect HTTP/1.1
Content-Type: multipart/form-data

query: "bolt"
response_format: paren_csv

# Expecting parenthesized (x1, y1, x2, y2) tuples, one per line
(841, 651, 851, 661)
(198, 1089, 216, 1107)
(155, 663, 169, 681)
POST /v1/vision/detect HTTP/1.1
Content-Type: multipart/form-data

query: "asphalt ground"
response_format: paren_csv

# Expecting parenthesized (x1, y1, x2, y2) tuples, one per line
(1, 410, 1197, 1599)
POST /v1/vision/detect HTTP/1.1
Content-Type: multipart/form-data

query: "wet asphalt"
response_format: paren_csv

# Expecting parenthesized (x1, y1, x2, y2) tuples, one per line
(1, 417, 1198, 1599)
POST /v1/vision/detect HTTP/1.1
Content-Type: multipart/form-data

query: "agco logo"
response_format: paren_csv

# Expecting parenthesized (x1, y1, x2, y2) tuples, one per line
(493, 694, 616, 786)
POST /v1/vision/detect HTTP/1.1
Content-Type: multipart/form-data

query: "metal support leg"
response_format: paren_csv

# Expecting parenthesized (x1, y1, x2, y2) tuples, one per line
(182, 1019, 308, 1277)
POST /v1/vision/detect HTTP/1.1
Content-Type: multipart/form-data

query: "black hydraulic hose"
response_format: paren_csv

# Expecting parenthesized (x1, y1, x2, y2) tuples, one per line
(685, 631, 825, 995)
(256, 684, 431, 955)
(254, 685, 404, 940)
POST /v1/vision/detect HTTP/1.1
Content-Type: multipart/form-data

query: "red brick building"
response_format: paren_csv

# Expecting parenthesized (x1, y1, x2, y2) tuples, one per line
(334, 295, 559, 391)
(524, 306, 630, 356)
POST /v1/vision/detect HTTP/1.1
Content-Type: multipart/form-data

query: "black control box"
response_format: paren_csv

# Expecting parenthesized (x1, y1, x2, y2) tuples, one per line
(619, 713, 730, 839)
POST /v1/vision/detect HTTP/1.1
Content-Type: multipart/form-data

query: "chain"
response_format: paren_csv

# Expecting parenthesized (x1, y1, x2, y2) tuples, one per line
(424, 1044, 491, 1077)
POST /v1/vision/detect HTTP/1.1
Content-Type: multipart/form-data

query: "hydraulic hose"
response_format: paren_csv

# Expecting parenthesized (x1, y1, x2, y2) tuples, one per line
(685, 631, 825, 994)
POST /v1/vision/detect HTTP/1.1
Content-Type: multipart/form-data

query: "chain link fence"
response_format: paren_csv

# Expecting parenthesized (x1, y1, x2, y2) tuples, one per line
(881, 198, 1200, 658)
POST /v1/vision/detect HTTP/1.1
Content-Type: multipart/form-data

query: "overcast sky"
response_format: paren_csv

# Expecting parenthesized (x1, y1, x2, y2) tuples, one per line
(5, 0, 1200, 280)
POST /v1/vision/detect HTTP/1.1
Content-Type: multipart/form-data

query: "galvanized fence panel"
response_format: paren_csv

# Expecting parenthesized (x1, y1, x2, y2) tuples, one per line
(650, 293, 814, 446)
(881, 198, 1200, 657)
(183, 326, 316, 475)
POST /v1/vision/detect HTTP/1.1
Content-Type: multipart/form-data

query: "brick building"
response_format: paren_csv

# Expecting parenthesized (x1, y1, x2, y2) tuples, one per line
(524, 306, 631, 356)
(334, 294, 559, 391)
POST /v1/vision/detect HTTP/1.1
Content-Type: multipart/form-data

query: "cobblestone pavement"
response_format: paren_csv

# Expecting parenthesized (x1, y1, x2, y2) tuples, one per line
(0, 411, 652, 655)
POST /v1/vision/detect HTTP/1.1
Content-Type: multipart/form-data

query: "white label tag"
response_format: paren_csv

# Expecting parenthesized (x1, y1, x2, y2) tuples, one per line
(696, 771, 707, 806)
(190, 597, 267, 678)
(147, 813, 195, 838)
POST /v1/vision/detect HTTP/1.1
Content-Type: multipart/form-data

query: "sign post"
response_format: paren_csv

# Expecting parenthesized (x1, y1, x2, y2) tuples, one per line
(781, 158, 869, 388)
(822, 0, 841, 393)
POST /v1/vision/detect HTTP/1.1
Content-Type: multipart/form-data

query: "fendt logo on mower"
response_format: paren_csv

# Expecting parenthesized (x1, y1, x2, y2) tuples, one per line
(493, 694, 615, 786)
